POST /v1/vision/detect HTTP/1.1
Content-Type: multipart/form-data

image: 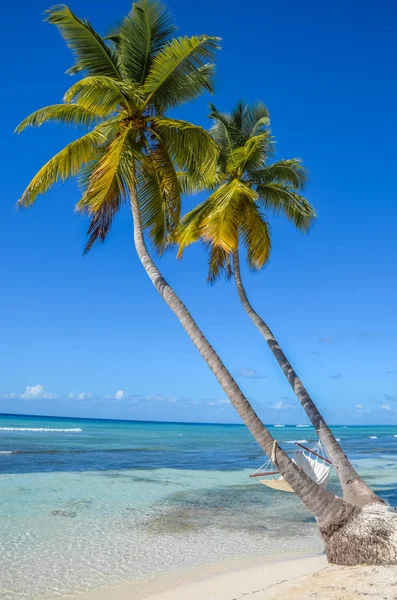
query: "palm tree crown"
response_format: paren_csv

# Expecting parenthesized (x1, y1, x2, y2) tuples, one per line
(178, 102, 316, 281)
(16, 0, 219, 252)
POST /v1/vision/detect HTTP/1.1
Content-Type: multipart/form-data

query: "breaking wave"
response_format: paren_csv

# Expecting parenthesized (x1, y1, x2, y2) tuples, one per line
(0, 427, 82, 433)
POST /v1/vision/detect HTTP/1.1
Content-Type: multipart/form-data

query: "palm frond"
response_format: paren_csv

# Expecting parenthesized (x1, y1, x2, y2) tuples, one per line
(64, 76, 130, 115)
(253, 159, 307, 189)
(118, 0, 176, 84)
(15, 103, 100, 133)
(209, 104, 243, 155)
(17, 126, 108, 207)
(139, 143, 180, 253)
(244, 101, 270, 137)
(143, 35, 220, 108)
(151, 117, 218, 184)
(227, 132, 274, 175)
(239, 201, 271, 269)
(207, 245, 232, 284)
(83, 201, 120, 254)
(45, 4, 120, 78)
(177, 199, 211, 257)
(77, 124, 132, 214)
(177, 172, 206, 195)
(196, 180, 256, 252)
(256, 182, 316, 231)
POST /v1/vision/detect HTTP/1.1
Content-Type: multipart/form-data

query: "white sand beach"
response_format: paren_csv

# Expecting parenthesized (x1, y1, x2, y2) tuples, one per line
(77, 553, 397, 600)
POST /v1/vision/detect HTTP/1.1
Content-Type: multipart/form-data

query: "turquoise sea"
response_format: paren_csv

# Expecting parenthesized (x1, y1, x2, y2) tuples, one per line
(1, 413, 397, 599)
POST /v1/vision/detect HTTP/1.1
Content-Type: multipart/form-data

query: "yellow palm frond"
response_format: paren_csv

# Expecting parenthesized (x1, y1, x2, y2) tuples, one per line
(139, 143, 180, 253)
(77, 124, 132, 214)
(64, 76, 131, 116)
(15, 103, 100, 133)
(143, 35, 220, 109)
(151, 117, 218, 185)
(17, 126, 108, 207)
(239, 201, 271, 269)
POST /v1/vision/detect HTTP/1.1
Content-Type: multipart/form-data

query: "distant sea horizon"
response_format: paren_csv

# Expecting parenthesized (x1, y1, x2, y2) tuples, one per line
(1, 410, 394, 427)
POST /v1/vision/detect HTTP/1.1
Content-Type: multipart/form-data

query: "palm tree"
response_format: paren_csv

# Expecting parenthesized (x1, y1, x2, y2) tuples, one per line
(15, 2, 396, 564)
(178, 102, 379, 507)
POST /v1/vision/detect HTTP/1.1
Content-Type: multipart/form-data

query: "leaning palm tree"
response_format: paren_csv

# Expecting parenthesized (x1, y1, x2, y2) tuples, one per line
(15, 2, 396, 564)
(178, 102, 379, 507)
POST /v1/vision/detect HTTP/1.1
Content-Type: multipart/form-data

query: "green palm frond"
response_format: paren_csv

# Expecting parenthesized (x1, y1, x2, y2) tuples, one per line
(209, 104, 243, 154)
(253, 159, 307, 189)
(256, 182, 316, 231)
(143, 35, 220, 109)
(64, 76, 131, 115)
(118, 0, 176, 84)
(226, 132, 274, 175)
(242, 101, 270, 137)
(45, 5, 120, 78)
(15, 103, 100, 133)
(151, 117, 218, 184)
(176, 172, 206, 196)
(17, 126, 107, 207)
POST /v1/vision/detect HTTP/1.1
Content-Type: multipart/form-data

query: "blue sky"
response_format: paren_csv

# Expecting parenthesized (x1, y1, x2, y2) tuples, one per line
(1, 0, 396, 424)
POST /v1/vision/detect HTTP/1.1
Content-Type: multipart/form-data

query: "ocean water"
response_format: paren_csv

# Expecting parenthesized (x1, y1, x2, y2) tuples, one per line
(1, 414, 397, 599)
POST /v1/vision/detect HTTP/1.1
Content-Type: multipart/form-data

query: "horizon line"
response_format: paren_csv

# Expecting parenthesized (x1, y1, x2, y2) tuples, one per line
(0, 411, 396, 427)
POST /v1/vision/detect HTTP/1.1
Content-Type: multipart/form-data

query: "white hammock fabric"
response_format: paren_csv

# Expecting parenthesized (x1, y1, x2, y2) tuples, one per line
(252, 440, 331, 493)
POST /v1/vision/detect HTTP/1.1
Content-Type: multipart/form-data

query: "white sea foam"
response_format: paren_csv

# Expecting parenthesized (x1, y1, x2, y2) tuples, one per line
(286, 439, 308, 444)
(335, 438, 341, 441)
(0, 450, 13, 454)
(394, 435, 397, 438)
(0, 427, 82, 433)
(274, 424, 285, 427)
(369, 436, 377, 439)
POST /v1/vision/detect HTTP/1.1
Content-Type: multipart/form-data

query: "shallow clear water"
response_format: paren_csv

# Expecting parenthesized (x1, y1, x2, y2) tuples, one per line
(1, 414, 396, 599)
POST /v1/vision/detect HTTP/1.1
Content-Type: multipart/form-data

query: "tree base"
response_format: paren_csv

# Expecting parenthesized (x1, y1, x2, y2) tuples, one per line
(322, 503, 397, 565)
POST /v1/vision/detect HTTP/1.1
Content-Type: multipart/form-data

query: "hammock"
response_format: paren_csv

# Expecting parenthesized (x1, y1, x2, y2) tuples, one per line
(249, 440, 332, 493)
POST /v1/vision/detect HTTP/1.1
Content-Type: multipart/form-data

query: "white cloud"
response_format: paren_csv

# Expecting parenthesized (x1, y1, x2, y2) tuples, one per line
(20, 385, 58, 399)
(207, 398, 230, 407)
(146, 393, 163, 401)
(355, 403, 363, 410)
(115, 390, 124, 400)
(168, 397, 177, 404)
(77, 392, 91, 400)
(271, 401, 290, 410)
(381, 404, 392, 411)
(235, 367, 266, 379)
(0, 392, 17, 399)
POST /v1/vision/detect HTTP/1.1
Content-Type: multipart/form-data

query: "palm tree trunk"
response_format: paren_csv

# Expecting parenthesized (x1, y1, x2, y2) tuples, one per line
(128, 188, 348, 525)
(232, 247, 380, 508)
(129, 190, 397, 565)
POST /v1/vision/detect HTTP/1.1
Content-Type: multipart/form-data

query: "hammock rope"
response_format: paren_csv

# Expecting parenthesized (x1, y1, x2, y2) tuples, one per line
(249, 439, 332, 493)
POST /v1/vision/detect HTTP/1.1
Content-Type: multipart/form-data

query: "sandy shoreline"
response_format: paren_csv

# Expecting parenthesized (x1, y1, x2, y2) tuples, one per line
(76, 552, 397, 600)
(77, 553, 326, 599)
